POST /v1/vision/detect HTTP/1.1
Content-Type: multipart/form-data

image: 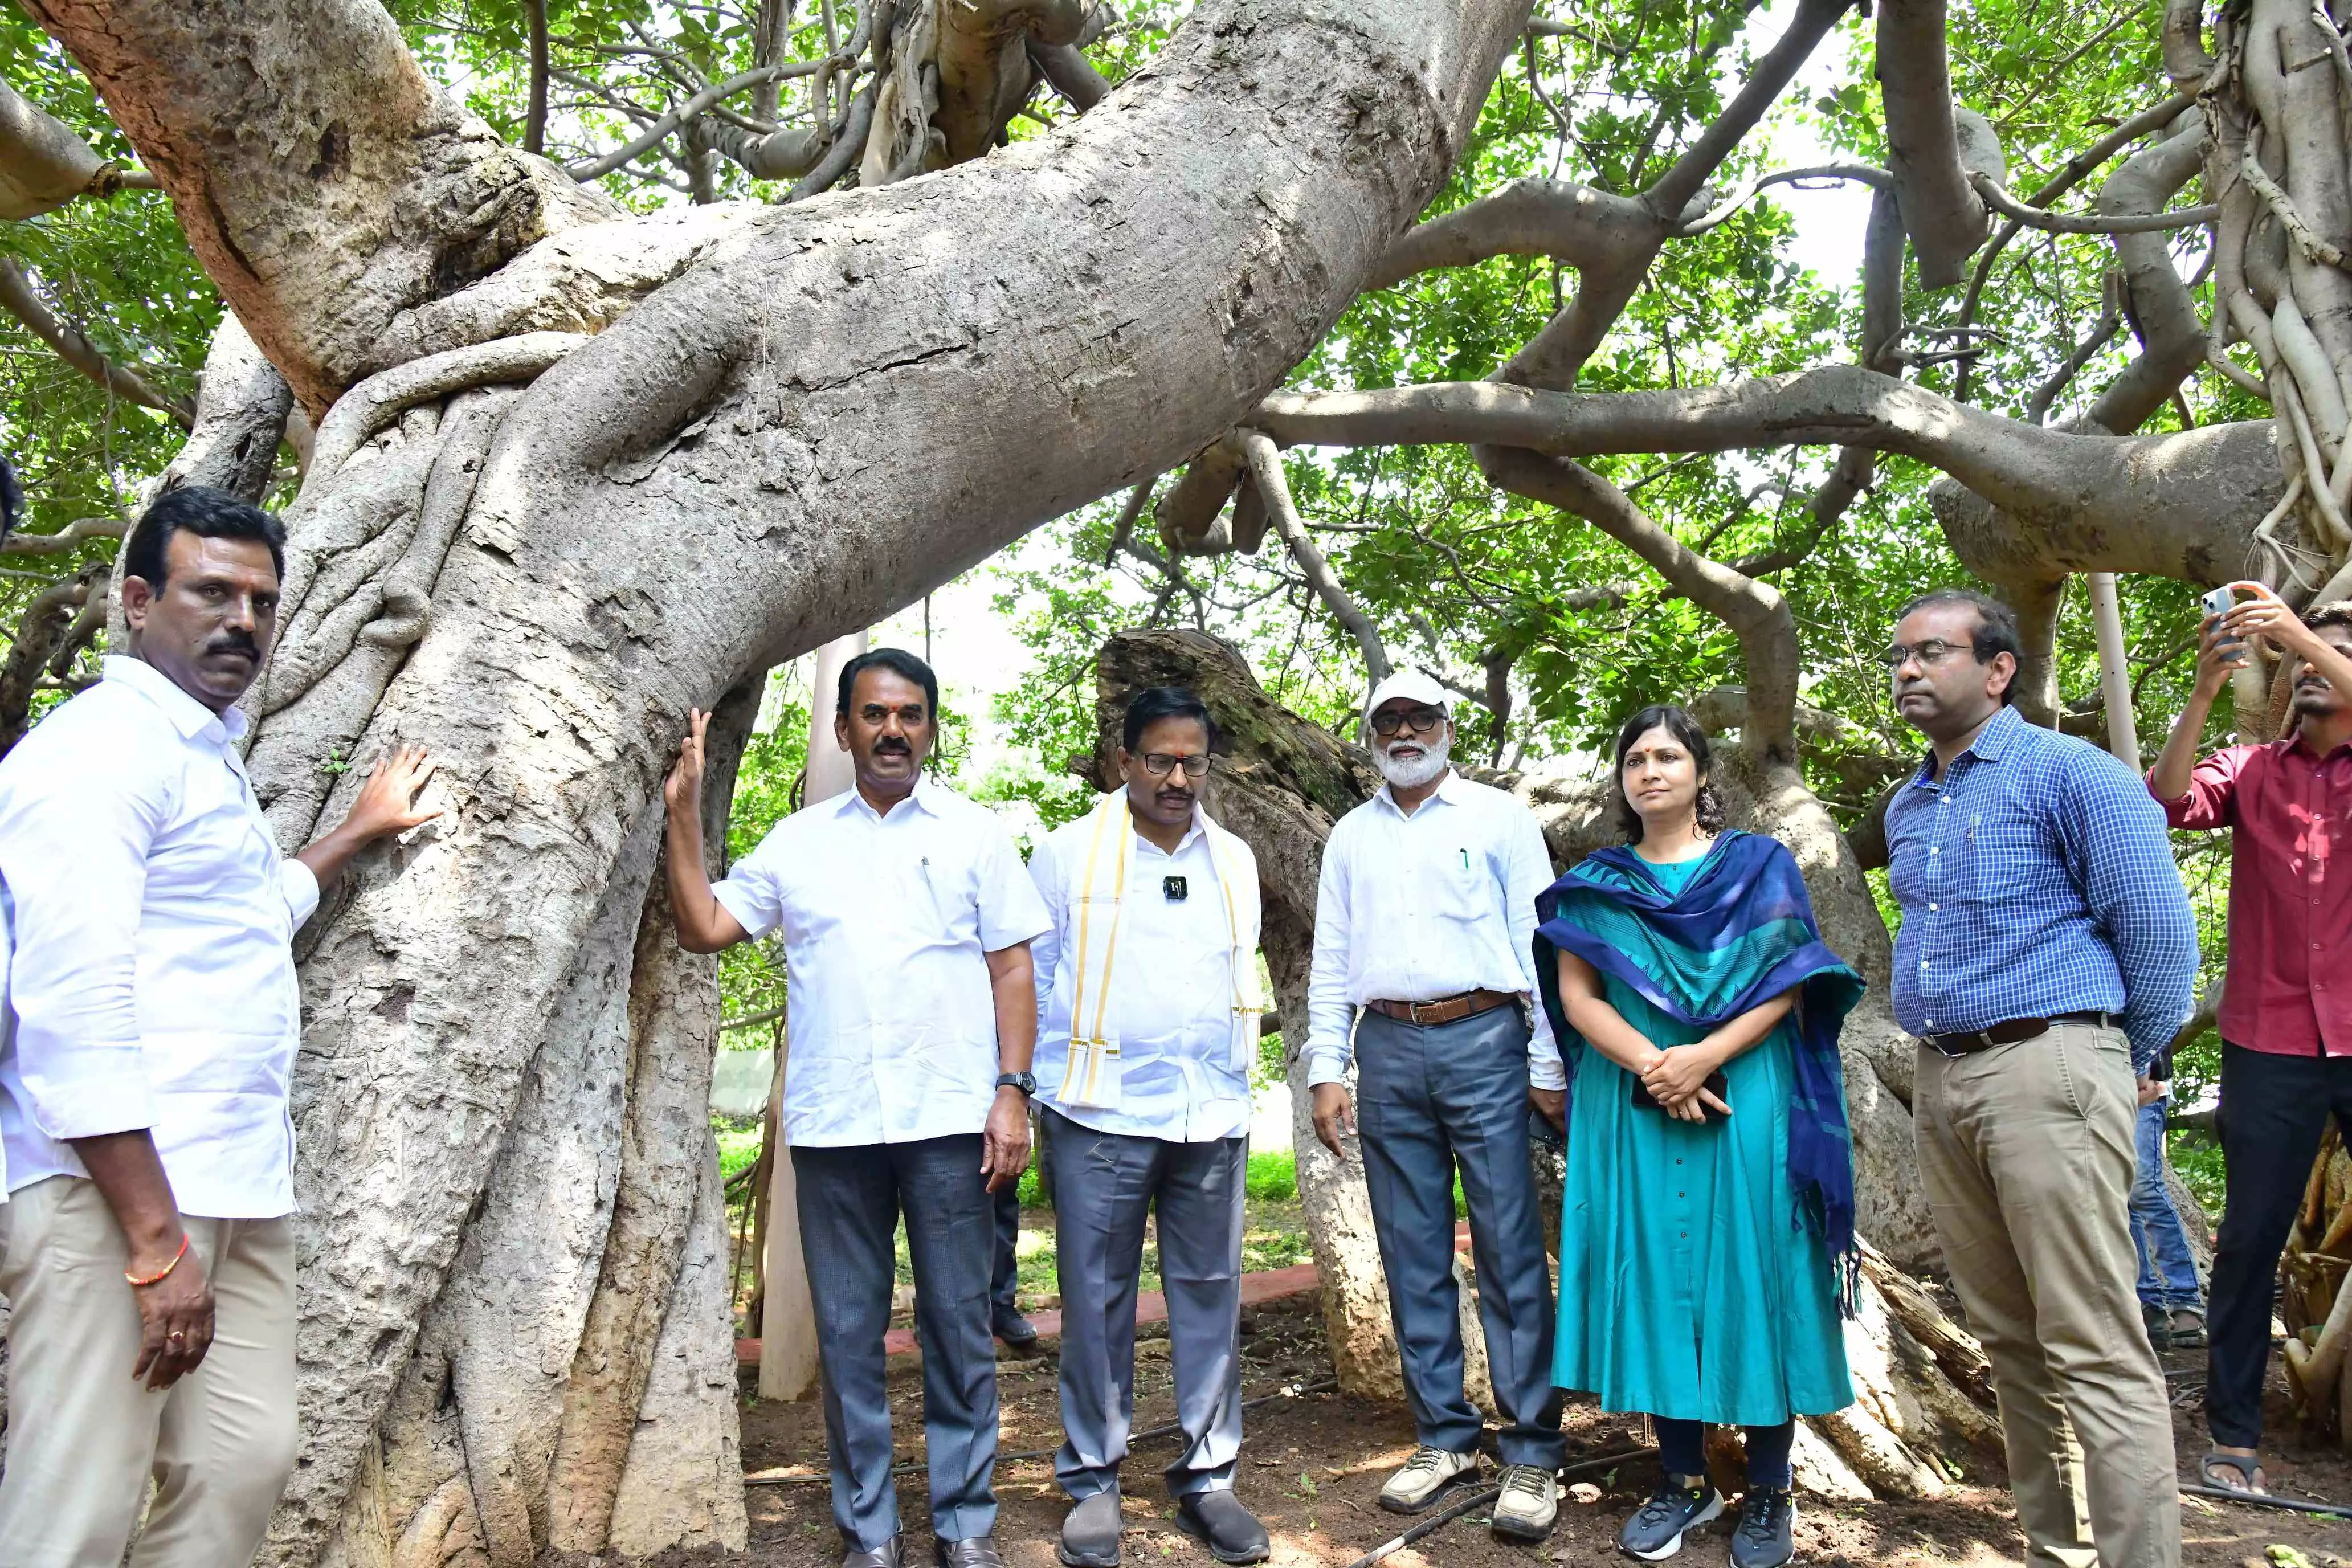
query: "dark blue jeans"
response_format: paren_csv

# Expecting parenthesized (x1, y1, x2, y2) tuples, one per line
(794, 1135, 998, 1550)
(2132, 1097, 2202, 1311)
(1354, 1005, 1565, 1469)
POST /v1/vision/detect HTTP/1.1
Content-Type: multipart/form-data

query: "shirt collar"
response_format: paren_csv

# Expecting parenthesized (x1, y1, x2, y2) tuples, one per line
(2285, 724, 2352, 762)
(838, 771, 940, 823)
(1376, 767, 1467, 816)
(1909, 703, 2025, 786)
(102, 654, 246, 743)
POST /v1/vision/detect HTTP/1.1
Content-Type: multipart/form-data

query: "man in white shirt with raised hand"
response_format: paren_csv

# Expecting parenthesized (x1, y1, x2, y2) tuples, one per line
(665, 647, 1049, 1568)
(1306, 671, 1568, 1544)
(1028, 687, 1271, 1568)
(0, 486, 439, 1568)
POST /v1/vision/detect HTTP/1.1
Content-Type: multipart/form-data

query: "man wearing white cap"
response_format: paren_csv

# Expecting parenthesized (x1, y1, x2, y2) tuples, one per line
(1306, 671, 1567, 1544)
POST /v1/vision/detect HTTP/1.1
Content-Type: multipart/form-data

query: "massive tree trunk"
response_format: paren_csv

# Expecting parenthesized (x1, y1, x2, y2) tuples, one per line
(21, 2, 1530, 1561)
(1091, 628, 1996, 1498)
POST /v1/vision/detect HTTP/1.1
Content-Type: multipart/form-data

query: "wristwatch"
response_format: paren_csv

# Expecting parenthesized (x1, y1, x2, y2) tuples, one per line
(996, 1071, 1037, 1097)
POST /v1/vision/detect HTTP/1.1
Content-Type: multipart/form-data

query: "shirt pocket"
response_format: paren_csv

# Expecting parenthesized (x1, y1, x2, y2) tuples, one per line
(1431, 849, 1492, 925)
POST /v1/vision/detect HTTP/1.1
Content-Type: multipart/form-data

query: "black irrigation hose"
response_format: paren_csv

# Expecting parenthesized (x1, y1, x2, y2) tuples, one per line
(746, 1378, 1344, 1487)
(1338, 1447, 1657, 1568)
(2180, 1483, 2352, 1520)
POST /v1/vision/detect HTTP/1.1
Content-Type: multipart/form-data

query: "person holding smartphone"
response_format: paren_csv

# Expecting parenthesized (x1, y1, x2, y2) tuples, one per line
(1533, 705, 1862, 1568)
(2150, 582, 2352, 1498)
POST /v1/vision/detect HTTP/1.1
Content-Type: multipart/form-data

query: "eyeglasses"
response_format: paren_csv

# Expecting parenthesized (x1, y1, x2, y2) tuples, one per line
(1877, 639, 1973, 672)
(1140, 753, 1210, 778)
(1369, 705, 1446, 738)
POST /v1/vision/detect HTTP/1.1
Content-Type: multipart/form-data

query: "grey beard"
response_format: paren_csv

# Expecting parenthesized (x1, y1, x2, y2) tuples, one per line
(1377, 734, 1451, 790)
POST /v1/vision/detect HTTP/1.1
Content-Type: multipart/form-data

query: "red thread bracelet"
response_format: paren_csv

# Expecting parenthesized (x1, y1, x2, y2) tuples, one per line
(125, 1233, 189, 1288)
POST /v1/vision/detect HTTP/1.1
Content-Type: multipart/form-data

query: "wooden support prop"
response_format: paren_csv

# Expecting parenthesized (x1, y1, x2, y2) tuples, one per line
(2086, 573, 2139, 766)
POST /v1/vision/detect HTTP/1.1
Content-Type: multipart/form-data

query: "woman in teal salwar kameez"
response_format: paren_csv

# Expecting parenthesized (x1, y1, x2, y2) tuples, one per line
(1534, 707, 1862, 1568)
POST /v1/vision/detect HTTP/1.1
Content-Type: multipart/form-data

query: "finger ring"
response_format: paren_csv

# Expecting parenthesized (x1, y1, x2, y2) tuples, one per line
(168, 1330, 186, 1341)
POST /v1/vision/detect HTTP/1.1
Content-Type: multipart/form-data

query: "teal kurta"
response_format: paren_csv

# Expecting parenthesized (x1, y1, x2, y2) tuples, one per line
(1552, 853, 1855, 1426)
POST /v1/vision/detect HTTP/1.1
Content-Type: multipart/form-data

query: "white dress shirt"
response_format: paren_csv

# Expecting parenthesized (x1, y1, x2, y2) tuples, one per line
(1304, 769, 1565, 1091)
(0, 656, 320, 1218)
(712, 774, 1050, 1148)
(1030, 801, 1259, 1142)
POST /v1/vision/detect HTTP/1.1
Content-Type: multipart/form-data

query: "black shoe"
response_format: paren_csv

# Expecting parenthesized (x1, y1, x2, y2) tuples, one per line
(934, 1537, 1006, 1568)
(993, 1309, 1040, 1350)
(1175, 1490, 1271, 1565)
(1729, 1488, 1795, 1568)
(2142, 1302, 2172, 1351)
(1058, 1489, 1122, 1567)
(841, 1537, 903, 1568)
(1618, 1478, 1723, 1561)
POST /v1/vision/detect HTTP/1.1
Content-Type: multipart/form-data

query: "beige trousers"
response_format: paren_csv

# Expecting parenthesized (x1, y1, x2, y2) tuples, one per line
(1914, 1022, 2179, 1568)
(0, 1175, 298, 1568)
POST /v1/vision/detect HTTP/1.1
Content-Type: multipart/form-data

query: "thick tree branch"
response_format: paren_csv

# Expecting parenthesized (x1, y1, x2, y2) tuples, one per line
(1368, 178, 1656, 290)
(153, 313, 295, 503)
(1970, 173, 2216, 234)
(24, 0, 618, 411)
(1876, 0, 1990, 287)
(1030, 39, 1113, 111)
(1501, 0, 1852, 390)
(1242, 430, 1389, 679)
(0, 514, 124, 556)
(567, 64, 819, 179)
(1260, 367, 2285, 581)
(0, 256, 191, 426)
(0, 76, 157, 218)
(1483, 448, 1800, 762)
(2083, 115, 2210, 435)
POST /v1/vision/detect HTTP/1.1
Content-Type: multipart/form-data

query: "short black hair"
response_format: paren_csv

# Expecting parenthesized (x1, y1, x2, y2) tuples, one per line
(1611, 703, 1728, 843)
(122, 485, 287, 589)
(1896, 586, 2022, 705)
(1121, 685, 1217, 752)
(2309, 601, 2352, 637)
(836, 646, 939, 719)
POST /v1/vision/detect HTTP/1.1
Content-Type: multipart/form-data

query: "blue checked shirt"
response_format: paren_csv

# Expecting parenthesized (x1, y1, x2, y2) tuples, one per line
(1886, 705, 2196, 1071)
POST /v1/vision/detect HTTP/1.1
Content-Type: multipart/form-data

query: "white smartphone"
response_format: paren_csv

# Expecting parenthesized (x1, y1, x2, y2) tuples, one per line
(2204, 585, 2248, 662)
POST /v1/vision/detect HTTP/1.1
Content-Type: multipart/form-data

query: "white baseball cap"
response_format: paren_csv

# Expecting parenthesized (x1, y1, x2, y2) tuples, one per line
(1361, 670, 1453, 733)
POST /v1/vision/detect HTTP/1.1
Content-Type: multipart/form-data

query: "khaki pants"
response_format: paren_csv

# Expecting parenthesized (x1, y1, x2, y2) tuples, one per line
(0, 1175, 298, 1568)
(1914, 1023, 2179, 1568)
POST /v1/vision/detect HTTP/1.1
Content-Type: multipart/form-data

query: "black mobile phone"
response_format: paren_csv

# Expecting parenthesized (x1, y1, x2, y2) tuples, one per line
(1631, 1069, 1728, 1113)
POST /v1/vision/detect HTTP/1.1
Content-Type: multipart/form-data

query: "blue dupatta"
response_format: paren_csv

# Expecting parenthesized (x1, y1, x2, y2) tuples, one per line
(1533, 830, 1865, 1313)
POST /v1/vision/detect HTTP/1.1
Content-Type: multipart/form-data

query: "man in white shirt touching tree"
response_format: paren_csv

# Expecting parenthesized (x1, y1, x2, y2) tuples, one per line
(1306, 671, 1569, 1544)
(0, 486, 439, 1568)
(1026, 687, 1269, 1568)
(665, 647, 1048, 1568)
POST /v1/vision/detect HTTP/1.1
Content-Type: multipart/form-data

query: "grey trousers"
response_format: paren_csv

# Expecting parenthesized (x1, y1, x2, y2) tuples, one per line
(1044, 1107, 1247, 1500)
(991, 1176, 1020, 1322)
(1355, 1005, 1565, 1468)
(794, 1134, 998, 1550)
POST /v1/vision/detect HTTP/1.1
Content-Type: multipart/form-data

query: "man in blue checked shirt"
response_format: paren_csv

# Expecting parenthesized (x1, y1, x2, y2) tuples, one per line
(1885, 588, 2196, 1568)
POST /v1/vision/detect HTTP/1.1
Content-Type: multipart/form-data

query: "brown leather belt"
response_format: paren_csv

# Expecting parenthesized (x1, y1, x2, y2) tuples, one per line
(1367, 989, 1520, 1027)
(1925, 1011, 2117, 1058)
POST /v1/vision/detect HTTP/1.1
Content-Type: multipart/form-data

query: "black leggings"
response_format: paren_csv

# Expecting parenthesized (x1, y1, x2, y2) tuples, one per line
(1654, 1418, 1794, 1491)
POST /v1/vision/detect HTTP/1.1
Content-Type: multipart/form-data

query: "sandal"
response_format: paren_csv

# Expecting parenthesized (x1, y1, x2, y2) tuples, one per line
(2200, 1451, 2268, 1496)
(2167, 1307, 2208, 1348)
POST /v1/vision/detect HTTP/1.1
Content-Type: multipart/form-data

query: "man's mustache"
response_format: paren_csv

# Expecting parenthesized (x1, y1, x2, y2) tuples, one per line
(873, 738, 913, 754)
(205, 631, 260, 660)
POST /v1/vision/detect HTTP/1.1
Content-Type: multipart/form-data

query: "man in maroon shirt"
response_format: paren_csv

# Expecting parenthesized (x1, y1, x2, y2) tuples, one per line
(2151, 585, 2352, 1496)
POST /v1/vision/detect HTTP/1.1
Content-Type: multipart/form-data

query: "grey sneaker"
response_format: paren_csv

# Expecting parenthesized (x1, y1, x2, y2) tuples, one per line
(1728, 1488, 1795, 1568)
(1057, 1489, 1121, 1567)
(1618, 1478, 1723, 1561)
(1377, 1445, 1480, 1513)
(1490, 1463, 1558, 1543)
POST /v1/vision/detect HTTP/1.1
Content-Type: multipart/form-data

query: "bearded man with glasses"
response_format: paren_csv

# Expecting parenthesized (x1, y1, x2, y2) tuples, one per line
(1883, 588, 2196, 1568)
(1025, 687, 1269, 1567)
(1303, 672, 1567, 1544)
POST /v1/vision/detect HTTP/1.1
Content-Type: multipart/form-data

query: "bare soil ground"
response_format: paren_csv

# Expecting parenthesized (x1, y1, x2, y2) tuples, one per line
(613, 1292, 2352, 1567)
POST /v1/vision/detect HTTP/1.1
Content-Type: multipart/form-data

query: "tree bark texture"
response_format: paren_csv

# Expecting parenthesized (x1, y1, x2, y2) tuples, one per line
(23, 3, 1531, 1561)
